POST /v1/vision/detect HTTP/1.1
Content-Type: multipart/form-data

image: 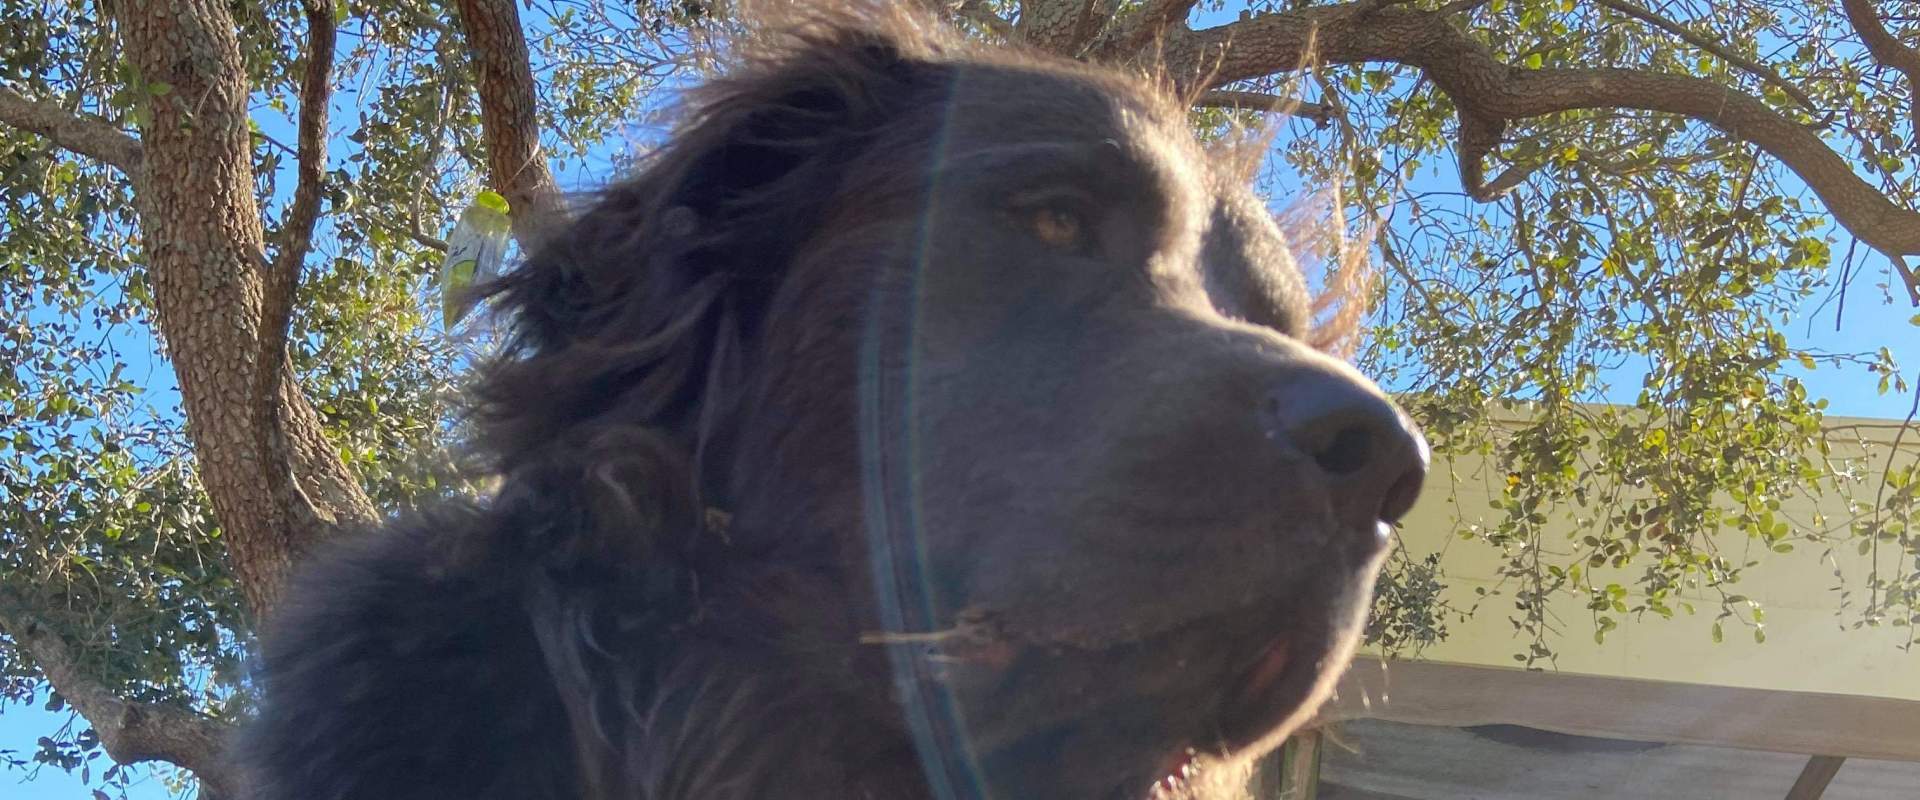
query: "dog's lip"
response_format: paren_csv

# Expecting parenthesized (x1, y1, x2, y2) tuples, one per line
(1215, 603, 1354, 750)
(1142, 637, 1298, 800)
(1142, 635, 1313, 800)
(926, 562, 1371, 795)
(1218, 636, 1317, 743)
(1239, 638, 1294, 700)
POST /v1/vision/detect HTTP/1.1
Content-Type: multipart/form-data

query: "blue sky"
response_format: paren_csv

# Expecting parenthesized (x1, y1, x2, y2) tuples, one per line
(2, 704, 179, 799)
(5, 5, 1918, 799)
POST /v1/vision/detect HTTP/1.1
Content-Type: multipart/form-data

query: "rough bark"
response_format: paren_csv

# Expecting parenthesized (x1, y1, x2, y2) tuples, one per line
(256, 0, 346, 560)
(452, 0, 566, 239)
(0, 589, 237, 795)
(1840, 0, 1920, 151)
(107, 0, 377, 622)
(1842, 0, 1920, 300)
(1092, 0, 1198, 57)
(0, 1, 377, 795)
(0, 86, 143, 172)
(1017, 0, 1118, 56)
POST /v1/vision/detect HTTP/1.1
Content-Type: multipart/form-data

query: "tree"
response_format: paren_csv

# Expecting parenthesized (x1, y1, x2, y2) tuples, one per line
(1, 0, 698, 793)
(0, 0, 1914, 796)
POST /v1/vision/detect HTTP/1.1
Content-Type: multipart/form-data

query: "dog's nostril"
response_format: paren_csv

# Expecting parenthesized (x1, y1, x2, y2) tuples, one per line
(1265, 366, 1430, 531)
(1380, 466, 1423, 524)
(1312, 425, 1373, 476)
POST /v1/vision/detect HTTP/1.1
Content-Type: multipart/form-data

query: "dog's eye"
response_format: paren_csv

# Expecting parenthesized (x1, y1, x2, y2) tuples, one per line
(1009, 195, 1095, 252)
(1027, 205, 1083, 248)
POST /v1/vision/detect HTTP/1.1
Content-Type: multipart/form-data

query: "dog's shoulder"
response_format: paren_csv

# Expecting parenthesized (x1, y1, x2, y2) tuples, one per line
(241, 503, 581, 799)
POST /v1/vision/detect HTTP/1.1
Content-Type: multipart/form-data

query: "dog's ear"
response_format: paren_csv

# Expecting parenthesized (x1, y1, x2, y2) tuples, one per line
(653, 32, 927, 325)
(674, 36, 922, 226)
(474, 26, 931, 470)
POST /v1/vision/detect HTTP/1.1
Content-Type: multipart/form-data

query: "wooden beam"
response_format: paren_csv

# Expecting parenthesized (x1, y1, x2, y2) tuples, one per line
(1318, 658, 1920, 762)
(1784, 755, 1846, 800)
(1281, 729, 1323, 799)
(1250, 730, 1324, 799)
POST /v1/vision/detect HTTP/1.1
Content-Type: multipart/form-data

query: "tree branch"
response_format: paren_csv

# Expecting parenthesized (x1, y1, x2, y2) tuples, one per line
(1435, 0, 1496, 15)
(1894, 257, 1920, 305)
(0, 588, 236, 794)
(1161, 2, 1920, 303)
(952, 0, 1015, 41)
(368, 213, 451, 252)
(1840, 0, 1920, 79)
(1193, 89, 1334, 125)
(1017, 0, 1118, 55)
(453, 0, 566, 240)
(0, 85, 142, 173)
(1098, 0, 1200, 57)
(112, 0, 378, 620)
(1455, 110, 1525, 201)
(255, 0, 342, 554)
(1594, 0, 1818, 114)
(1840, 0, 1920, 151)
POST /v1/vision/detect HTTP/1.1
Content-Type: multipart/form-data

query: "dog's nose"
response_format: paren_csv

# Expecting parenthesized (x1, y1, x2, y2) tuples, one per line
(1262, 367, 1429, 534)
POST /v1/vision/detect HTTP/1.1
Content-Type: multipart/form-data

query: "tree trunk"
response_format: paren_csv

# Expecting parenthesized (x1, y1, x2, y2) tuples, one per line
(453, 0, 566, 241)
(109, 0, 376, 620)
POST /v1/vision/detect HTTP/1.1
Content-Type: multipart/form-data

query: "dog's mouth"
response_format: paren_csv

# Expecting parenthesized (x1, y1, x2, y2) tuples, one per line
(1146, 627, 1339, 799)
(914, 594, 1357, 800)
(894, 526, 1382, 800)
(1149, 748, 1205, 799)
(1216, 627, 1334, 748)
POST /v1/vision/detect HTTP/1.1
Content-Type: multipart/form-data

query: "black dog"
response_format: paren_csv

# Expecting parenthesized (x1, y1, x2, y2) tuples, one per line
(242, 6, 1427, 799)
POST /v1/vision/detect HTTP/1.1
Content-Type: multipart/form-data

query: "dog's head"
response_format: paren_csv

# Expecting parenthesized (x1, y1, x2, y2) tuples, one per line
(477, 7, 1426, 799)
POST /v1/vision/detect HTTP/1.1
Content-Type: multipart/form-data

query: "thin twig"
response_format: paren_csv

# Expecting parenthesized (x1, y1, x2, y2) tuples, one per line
(1595, 0, 1818, 113)
(1193, 89, 1334, 124)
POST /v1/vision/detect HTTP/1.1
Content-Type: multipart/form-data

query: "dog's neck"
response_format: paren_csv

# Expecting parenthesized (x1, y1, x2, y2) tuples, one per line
(634, 510, 1259, 800)
(619, 560, 933, 800)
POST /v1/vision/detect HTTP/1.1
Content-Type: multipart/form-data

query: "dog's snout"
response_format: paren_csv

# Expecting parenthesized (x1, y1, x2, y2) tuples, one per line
(1261, 368, 1429, 533)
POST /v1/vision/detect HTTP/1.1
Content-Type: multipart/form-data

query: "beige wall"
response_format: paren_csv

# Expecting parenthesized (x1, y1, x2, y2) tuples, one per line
(1388, 413, 1920, 702)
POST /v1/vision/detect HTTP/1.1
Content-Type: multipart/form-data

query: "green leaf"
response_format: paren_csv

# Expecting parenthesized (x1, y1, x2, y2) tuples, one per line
(8, 0, 1920, 779)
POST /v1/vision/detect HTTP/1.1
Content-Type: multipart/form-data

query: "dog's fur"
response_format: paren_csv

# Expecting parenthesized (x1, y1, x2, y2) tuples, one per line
(241, 6, 1425, 799)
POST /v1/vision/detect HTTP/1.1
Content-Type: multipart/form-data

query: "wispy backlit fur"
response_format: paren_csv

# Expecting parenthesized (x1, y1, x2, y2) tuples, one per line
(241, 5, 1422, 800)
